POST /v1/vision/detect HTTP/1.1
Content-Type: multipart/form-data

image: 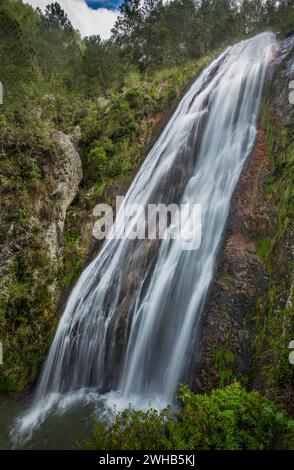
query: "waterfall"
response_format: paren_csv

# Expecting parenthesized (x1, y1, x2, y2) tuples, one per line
(16, 32, 276, 435)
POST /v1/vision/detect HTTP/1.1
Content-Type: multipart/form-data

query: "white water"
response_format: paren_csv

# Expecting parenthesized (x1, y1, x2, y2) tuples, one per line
(15, 33, 276, 441)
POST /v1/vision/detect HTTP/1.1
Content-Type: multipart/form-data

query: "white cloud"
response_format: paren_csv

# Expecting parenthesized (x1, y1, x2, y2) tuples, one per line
(24, 0, 120, 39)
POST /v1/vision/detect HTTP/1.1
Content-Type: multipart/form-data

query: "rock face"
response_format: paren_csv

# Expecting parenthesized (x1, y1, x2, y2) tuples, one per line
(192, 128, 272, 389)
(272, 35, 294, 127)
(44, 129, 83, 268)
(193, 35, 294, 409)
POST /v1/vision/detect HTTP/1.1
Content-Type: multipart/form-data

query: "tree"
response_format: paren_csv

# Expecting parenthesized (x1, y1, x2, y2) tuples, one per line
(274, 0, 294, 32)
(0, 0, 36, 104)
(239, 0, 265, 34)
(44, 2, 73, 30)
(112, 0, 204, 69)
(199, 0, 241, 47)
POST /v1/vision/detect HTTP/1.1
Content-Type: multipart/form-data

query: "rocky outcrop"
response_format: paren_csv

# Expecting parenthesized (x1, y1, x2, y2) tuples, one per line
(44, 129, 82, 268)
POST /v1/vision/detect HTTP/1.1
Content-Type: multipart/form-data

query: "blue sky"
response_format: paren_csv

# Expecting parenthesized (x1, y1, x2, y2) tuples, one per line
(25, 1, 121, 38)
(85, 0, 123, 10)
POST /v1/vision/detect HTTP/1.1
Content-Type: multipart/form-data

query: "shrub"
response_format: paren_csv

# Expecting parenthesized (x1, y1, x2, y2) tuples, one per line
(83, 407, 171, 451)
(170, 383, 293, 450)
(83, 383, 294, 450)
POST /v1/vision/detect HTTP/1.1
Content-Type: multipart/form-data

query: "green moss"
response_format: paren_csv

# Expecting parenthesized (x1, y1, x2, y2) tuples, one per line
(214, 346, 235, 387)
(62, 227, 85, 289)
(218, 272, 235, 287)
(0, 119, 59, 392)
(0, 239, 57, 392)
(252, 62, 294, 397)
(256, 238, 272, 267)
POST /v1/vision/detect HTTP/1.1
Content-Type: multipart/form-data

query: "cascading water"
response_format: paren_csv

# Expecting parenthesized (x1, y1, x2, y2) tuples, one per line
(16, 32, 276, 438)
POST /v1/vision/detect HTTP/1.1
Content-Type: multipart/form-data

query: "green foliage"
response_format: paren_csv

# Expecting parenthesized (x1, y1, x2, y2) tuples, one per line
(172, 383, 293, 450)
(0, 86, 62, 393)
(83, 383, 294, 450)
(256, 238, 272, 267)
(0, 0, 292, 115)
(0, 237, 56, 392)
(44, 2, 73, 30)
(61, 227, 84, 289)
(84, 407, 172, 450)
(79, 56, 212, 194)
(253, 65, 294, 396)
(112, 0, 293, 71)
(213, 346, 235, 387)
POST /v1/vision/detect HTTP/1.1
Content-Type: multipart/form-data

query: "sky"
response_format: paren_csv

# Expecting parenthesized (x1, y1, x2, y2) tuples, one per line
(24, 0, 122, 39)
(85, 0, 122, 9)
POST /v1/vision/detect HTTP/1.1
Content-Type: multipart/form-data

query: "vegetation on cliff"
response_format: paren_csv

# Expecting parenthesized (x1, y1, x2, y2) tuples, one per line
(253, 42, 294, 410)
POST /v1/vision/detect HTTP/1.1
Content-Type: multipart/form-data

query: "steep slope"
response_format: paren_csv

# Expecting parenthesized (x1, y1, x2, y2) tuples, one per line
(0, 120, 82, 392)
(195, 34, 294, 416)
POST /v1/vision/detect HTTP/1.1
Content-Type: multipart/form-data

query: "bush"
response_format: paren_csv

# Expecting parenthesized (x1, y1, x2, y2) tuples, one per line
(170, 383, 293, 450)
(84, 408, 171, 451)
(83, 383, 294, 450)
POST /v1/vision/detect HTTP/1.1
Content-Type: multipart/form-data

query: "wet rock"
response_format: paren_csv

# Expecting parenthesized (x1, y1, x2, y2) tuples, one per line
(193, 35, 294, 394)
(271, 35, 294, 126)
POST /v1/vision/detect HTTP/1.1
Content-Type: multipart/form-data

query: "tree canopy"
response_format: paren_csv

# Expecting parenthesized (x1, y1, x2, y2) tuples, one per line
(0, 0, 293, 104)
